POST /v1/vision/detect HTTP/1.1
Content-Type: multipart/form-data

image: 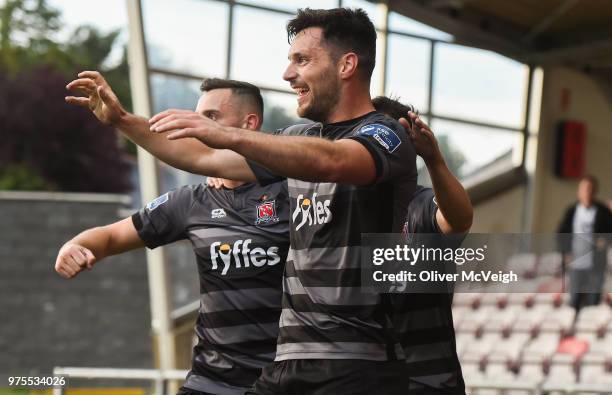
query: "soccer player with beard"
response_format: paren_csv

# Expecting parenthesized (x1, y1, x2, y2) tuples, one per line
(67, 8, 417, 394)
(61, 78, 291, 395)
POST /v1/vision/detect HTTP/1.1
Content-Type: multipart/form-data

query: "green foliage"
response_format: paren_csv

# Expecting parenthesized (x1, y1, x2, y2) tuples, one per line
(0, 0, 132, 110)
(0, 0, 134, 192)
(0, 163, 51, 190)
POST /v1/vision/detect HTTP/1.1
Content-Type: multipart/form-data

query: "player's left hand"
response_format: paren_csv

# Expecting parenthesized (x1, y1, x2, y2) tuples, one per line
(149, 109, 235, 149)
(399, 111, 443, 164)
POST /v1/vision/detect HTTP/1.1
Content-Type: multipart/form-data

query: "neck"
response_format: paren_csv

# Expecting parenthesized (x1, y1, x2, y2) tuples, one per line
(222, 179, 246, 189)
(324, 83, 374, 124)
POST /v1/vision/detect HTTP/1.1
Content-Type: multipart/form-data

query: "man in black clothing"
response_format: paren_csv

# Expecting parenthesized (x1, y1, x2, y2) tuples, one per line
(67, 7, 417, 394)
(59, 78, 290, 395)
(557, 175, 612, 312)
(373, 96, 471, 394)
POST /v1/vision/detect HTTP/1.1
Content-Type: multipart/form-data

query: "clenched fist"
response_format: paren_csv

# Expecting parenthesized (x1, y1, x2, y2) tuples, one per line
(55, 243, 97, 279)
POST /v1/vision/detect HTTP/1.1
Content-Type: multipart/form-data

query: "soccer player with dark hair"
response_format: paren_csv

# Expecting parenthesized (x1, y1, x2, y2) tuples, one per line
(67, 8, 417, 394)
(60, 77, 290, 395)
(373, 96, 471, 394)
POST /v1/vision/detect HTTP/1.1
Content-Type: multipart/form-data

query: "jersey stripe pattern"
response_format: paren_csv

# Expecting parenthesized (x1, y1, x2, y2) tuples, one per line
(249, 111, 418, 361)
(397, 186, 465, 392)
(132, 182, 290, 394)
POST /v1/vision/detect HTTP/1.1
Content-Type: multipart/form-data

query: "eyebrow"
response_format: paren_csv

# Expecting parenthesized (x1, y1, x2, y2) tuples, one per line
(201, 109, 220, 117)
(288, 51, 306, 61)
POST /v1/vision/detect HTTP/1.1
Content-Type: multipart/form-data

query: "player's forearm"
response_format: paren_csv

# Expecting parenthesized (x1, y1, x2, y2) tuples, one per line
(116, 113, 218, 175)
(426, 156, 473, 233)
(66, 227, 114, 262)
(228, 128, 345, 182)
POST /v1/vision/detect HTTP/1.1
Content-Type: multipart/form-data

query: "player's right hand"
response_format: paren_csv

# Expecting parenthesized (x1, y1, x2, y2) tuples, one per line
(206, 177, 225, 189)
(55, 243, 97, 279)
(65, 71, 126, 126)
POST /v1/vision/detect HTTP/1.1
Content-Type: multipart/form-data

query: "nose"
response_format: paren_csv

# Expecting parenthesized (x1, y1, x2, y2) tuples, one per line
(283, 62, 297, 82)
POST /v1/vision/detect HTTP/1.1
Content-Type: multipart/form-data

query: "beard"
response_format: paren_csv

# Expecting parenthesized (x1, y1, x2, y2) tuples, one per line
(297, 69, 341, 123)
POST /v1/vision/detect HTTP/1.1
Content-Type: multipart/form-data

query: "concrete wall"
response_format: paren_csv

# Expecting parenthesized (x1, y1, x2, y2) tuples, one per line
(471, 186, 526, 232)
(531, 67, 612, 232)
(470, 66, 612, 233)
(0, 192, 153, 376)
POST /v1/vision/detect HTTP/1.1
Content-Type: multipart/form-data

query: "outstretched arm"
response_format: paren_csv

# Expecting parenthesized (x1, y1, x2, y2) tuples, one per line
(55, 218, 145, 279)
(66, 71, 255, 181)
(149, 110, 378, 185)
(400, 113, 473, 234)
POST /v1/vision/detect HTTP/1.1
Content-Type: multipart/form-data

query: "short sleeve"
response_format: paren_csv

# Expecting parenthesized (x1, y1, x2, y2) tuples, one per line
(245, 123, 320, 185)
(404, 187, 440, 235)
(131, 185, 200, 249)
(347, 116, 416, 183)
(246, 160, 285, 185)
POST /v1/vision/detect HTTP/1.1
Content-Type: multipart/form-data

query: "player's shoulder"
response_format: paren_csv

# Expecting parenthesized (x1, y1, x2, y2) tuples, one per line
(172, 182, 209, 205)
(355, 111, 406, 134)
(408, 185, 436, 212)
(412, 185, 435, 200)
(277, 122, 322, 136)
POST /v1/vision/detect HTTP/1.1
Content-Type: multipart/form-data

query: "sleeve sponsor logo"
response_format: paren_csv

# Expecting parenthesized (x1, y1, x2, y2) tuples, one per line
(146, 192, 169, 211)
(358, 123, 402, 153)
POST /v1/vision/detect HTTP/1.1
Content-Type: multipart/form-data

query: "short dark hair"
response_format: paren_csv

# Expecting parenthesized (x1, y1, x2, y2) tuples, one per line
(372, 96, 416, 122)
(200, 78, 264, 117)
(287, 8, 377, 81)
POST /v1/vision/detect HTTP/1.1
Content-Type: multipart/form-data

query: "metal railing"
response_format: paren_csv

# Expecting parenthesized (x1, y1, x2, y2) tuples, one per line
(53, 367, 612, 395)
(52, 367, 188, 395)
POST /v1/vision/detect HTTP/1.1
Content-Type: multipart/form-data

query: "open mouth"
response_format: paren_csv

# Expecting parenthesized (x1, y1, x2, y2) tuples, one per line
(293, 86, 310, 103)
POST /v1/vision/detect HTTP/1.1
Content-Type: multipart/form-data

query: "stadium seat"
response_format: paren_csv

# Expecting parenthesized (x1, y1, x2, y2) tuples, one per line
(506, 253, 537, 279)
(539, 305, 575, 335)
(511, 304, 551, 336)
(547, 353, 578, 383)
(455, 292, 483, 309)
(457, 306, 495, 336)
(537, 252, 563, 276)
(522, 333, 561, 362)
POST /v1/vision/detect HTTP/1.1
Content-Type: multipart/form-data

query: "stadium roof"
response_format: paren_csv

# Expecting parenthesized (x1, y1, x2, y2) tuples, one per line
(387, 0, 612, 104)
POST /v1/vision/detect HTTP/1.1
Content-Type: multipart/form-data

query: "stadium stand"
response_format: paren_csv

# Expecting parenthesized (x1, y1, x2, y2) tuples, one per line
(458, 250, 612, 394)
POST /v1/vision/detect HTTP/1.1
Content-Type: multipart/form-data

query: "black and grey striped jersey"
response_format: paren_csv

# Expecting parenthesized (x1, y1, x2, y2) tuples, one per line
(248, 111, 417, 361)
(397, 186, 465, 393)
(131, 181, 290, 395)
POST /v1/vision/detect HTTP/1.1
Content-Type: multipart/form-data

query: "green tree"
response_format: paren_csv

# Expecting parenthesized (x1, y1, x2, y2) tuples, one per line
(0, 0, 134, 192)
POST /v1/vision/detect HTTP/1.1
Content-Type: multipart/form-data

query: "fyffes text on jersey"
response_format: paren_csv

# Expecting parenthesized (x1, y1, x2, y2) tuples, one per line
(292, 193, 332, 231)
(210, 239, 281, 275)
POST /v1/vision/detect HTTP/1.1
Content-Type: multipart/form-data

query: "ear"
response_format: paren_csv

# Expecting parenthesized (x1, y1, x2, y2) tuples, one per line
(338, 52, 359, 80)
(242, 113, 262, 130)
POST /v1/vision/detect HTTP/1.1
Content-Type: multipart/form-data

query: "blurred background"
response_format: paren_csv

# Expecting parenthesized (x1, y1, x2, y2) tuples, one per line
(1, 0, 611, 394)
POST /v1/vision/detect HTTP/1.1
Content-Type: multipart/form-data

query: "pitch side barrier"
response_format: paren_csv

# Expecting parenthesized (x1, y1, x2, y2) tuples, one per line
(50, 367, 612, 395)
(361, 233, 612, 294)
(52, 367, 188, 395)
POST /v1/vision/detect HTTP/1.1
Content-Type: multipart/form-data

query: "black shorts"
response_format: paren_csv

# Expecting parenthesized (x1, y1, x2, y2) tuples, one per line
(246, 359, 410, 395)
(177, 386, 215, 395)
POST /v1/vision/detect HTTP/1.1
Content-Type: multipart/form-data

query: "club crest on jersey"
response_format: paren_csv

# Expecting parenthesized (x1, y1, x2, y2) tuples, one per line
(255, 200, 279, 225)
(146, 193, 169, 211)
(358, 123, 402, 153)
(292, 193, 332, 231)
